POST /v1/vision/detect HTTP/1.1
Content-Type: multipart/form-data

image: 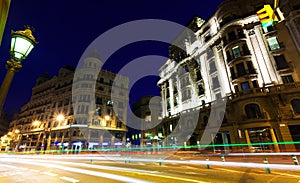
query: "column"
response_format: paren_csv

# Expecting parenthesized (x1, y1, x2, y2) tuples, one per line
(221, 132, 230, 153)
(244, 129, 252, 152)
(269, 128, 280, 152)
(46, 133, 51, 151)
(111, 135, 115, 148)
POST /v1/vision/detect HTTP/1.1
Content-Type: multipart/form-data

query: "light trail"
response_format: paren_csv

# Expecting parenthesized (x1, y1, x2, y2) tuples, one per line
(0, 154, 299, 171)
(0, 158, 153, 183)
(1, 158, 210, 183)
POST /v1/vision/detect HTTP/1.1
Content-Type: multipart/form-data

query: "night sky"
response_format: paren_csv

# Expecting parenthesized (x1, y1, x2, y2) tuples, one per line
(0, 0, 224, 114)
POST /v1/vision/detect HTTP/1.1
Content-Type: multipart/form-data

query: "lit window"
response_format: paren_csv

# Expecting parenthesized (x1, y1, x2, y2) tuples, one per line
(267, 37, 280, 51)
(232, 46, 241, 58)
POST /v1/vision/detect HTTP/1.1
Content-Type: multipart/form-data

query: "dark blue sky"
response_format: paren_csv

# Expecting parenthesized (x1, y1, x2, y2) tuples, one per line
(0, 0, 224, 114)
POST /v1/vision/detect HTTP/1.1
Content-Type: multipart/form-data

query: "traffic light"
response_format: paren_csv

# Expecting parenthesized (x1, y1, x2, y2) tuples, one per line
(257, 4, 279, 28)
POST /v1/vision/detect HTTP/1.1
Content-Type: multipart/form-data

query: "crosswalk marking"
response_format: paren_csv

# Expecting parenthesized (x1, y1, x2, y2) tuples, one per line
(43, 172, 58, 177)
(60, 176, 80, 183)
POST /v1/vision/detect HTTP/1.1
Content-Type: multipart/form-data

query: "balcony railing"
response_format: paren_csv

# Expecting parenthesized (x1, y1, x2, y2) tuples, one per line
(231, 69, 257, 80)
(268, 82, 300, 93)
(227, 50, 251, 63)
(223, 33, 246, 47)
(241, 112, 268, 121)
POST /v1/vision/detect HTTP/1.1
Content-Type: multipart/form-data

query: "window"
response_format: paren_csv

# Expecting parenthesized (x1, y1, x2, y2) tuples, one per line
(236, 62, 246, 76)
(167, 99, 171, 110)
(107, 109, 113, 116)
(209, 61, 217, 73)
(117, 122, 123, 128)
(98, 86, 104, 91)
(196, 71, 202, 81)
(267, 37, 280, 51)
(245, 104, 262, 119)
(246, 61, 255, 74)
(184, 65, 189, 72)
(241, 81, 250, 90)
(230, 67, 236, 79)
(216, 93, 221, 99)
(234, 85, 239, 93)
(252, 80, 259, 88)
(174, 95, 179, 106)
(173, 85, 178, 94)
(226, 51, 231, 61)
(96, 97, 103, 105)
(282, 75, 294, 83)
(212, 77, 219, 89)
(99, 77, 104, 83)
(92, 120, 100, 125)
(198, 84, 204, 95)
(274, 55, 289, 70)
(228, 31, 236, 42)
(237, 29, 245, 38)
(291, 99, 300, 115)
(232, 46, 241, 58)
(241, 44, 249, 55)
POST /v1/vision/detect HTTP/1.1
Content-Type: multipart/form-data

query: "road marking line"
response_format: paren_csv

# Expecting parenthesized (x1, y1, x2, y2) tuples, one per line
(182, 166, 198, 170)
(213, 168, 243, 173)
(60, 176, 80, 183)
(43, 172, 58, 177)
(185, 172, 198, 175)
(273, 172, 300, 178)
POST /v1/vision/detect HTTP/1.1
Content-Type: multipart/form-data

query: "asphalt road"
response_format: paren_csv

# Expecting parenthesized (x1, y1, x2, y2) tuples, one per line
(0, 154, 299, 183)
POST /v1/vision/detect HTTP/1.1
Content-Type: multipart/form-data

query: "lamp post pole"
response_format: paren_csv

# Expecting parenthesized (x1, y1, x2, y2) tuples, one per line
(0, 61, 22, 110)
(0, 26, 37, 112)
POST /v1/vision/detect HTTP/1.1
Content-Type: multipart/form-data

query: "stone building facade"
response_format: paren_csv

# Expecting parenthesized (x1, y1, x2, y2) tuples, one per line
(7, 52, 129, 152)
(156, 0, 300, 152)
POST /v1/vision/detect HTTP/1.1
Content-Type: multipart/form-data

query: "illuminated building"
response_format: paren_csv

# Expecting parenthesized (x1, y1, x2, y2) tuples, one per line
(157, 0, 300, 152)
(7, 51, 129, 151)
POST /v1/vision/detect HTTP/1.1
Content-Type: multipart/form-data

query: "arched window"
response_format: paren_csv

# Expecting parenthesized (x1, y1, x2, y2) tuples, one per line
(245, 104, 262, 119)
(291, 99, 300, 115)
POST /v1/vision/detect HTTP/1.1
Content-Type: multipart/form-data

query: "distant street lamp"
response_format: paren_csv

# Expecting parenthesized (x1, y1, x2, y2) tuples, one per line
(56, 114, 65, 123)
(14, 129, 20, 134)
(32, 120, 41, 127)
(0, 26, 38, 111)
(104, 115, 110, 121)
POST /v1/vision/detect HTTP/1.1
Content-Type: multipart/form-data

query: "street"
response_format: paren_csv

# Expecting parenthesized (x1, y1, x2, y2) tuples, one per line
(0, 154, 299, 183)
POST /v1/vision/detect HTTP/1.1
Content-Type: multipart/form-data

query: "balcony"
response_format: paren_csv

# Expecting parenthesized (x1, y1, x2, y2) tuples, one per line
(268, 82, 300, 93)
(223, 33, 246, 47)
(241, 112, 268, 121)
(231, 69, 257, 81)
(231, 88, 268, 100)
(227, 50, 251, 64)
(276, 62, 293, 74)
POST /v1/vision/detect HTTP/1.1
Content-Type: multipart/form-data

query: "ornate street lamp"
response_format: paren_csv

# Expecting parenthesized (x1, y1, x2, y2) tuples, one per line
(0, 26, 38, 110)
